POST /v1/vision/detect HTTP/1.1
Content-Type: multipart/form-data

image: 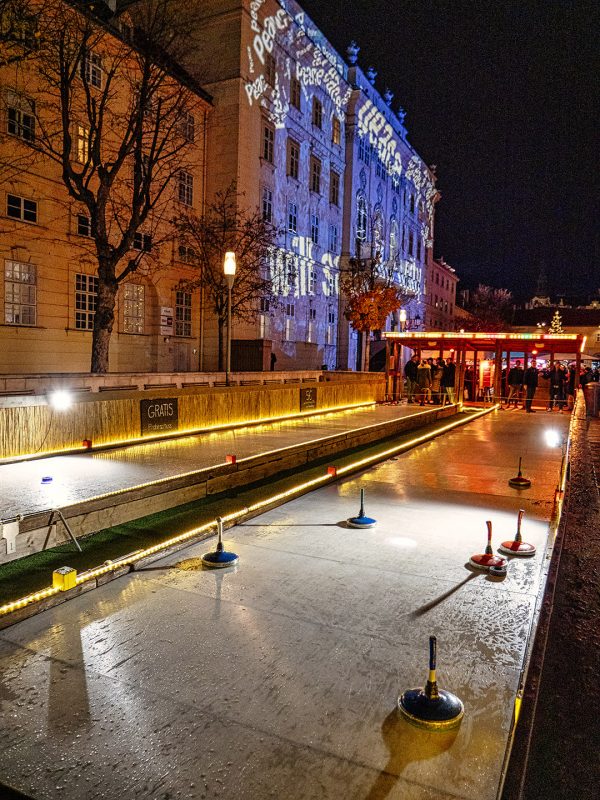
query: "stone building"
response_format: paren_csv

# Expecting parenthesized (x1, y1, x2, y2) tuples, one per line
(423, 257, 458, 330)
(186, 0, 351, 371)
(338, 45, 438, 370)
(0, 0, 212, 374)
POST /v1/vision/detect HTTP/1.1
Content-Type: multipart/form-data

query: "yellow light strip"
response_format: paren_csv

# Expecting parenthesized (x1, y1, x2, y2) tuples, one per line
(580, 336, 587, 354)
(0, 405, 494, 618)
(4, 400, 377, 463)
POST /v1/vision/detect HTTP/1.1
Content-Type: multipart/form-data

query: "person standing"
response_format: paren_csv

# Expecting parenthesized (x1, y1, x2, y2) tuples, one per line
(523, 360, 539, 412)
(505, 360, 524, 407)
(544, 363, 564, 411)
(441, 358, 456, 405)
(404, 354, 419, 404)
(416, 359, 432, 405)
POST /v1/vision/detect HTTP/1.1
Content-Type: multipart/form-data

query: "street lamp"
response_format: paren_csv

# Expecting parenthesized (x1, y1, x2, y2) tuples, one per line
(224, 251, 236, 385)
(399, 308, 407, 331)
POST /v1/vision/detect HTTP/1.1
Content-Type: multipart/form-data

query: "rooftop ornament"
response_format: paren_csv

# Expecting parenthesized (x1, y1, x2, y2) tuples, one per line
(346, 41, 360, 65)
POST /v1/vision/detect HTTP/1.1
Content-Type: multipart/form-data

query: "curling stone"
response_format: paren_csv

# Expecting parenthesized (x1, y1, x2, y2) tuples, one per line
(498, 509, 536, 556)
(346, 488, 377, 529)
(398, 636, 464, 731)
(469, 521, 508, 570)
(509, 457, 531, 489)
(201, 517, 239, 568)
(489, 564, 508, 578)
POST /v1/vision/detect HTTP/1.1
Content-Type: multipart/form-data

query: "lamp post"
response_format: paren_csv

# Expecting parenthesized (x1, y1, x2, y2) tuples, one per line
(224, 251, 237, 386)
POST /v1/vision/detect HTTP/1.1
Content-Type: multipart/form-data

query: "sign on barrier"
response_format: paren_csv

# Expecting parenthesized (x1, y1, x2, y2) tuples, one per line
(140, 398, 179, 435)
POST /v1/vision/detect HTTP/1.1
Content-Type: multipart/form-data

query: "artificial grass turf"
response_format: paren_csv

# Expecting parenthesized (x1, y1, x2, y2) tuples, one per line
(0, 411, 472, 607)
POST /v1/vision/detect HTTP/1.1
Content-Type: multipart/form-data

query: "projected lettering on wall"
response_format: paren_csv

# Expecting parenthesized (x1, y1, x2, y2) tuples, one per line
(245, 0, 350, 128)
(357, 99, 403, 178)
(405, 155, 436, 247)
(270, 241, 339, 299)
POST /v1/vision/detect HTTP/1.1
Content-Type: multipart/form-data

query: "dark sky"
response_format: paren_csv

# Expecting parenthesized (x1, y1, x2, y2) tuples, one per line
(301, 0, 599, 302)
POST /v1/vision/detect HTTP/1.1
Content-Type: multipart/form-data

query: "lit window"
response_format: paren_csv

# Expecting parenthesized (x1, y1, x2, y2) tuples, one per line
(262, 123, 274, 163)
(133, 232, 152, 251)
(288, 201, 297, 233)
(310, 214, 319, 244)
(178, 171, 193, 206)
(290, 75, 301, 110)
(287, 138, 299, 179)
(81, 50, 102, 89)
(262, 186, 273, 222)
(77, 214, 92, 237)
(329, 170, 340, 206)
(4, 260, 36, 325)
(332, 116, 341, 145)
(75, 273, 98, 330)
(6, 92, 35, 142)
(175, 290, 192, 336)
(76, 123, 89, 164)
(310, 157, 321, 193)
(123, 283, 144, 334)
(7, 194, 37, 223)
(312, 97, 322, 128)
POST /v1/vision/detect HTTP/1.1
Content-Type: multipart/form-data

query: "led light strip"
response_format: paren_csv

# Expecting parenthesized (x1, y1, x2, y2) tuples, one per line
(0, 405, 495, 617)
(4, 400, 377, 463)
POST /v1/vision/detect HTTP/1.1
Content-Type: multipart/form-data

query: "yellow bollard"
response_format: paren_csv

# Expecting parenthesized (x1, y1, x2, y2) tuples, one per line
(52, 567, 77, 591)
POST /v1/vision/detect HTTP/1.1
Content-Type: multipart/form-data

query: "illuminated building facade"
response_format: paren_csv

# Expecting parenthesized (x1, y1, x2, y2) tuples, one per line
(188, 0, 351, 370)
(0, 1, 211, 375)
(423, 258, 458, 330)
(336, 48, 438, 369)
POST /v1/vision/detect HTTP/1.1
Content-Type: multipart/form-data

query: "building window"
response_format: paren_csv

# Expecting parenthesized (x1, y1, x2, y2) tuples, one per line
(310, 214, 319, 244)
(327, 274, 335, 295)
(178, 244, 196, 264)
(310, 157, 321, 193)
(435, 273, 439, 285)
(408, 230, 414, 256)
(389, 218, 398, 261)
(4, 260, 36, 325)
(290, 75, 301, 110)
(285, 302, 295, 341)
(175, 290, 192, 336)
(265, 53, 276, 86)
(307, 307, 316, 342)
(7, 92, 35, 142)
(7, 194, 37, 223)
(312, 97, 322, 128)
(81, 50, 102, 89)
(326, 307, 335, 344)
(356, 194, 367, 241)
(75, 123, 90, 164)
(123, 283, 144, 334)
(409, 193, 415, 214)
(328, 224, 338, 253)
(133, 232, 152, 251)
(181, 112, 195, 142)
(178, 171, 193, 206)
(286, 256, 296, 288)
(288, 201, 297, 233)
(77, 213, 92, 237)
(309, 268, 317, 293)
(287, 138, 299, 179)
(75, 273, 98, 330)
(358, 136, 371, 166)
(329, 170, 340, 206)
(262, 123, 274, 163)
(416, 239, 422, 261)
(262, 186, 273, 222)
(332, 116, 341, 145)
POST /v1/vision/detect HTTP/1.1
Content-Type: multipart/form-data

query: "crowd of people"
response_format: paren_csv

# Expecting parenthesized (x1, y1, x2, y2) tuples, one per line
(402, 354, 599, 412)
(403, 355, 456, 406)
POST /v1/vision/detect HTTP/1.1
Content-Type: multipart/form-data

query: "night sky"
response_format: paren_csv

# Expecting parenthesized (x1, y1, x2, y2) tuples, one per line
(301, 0, 599, 302)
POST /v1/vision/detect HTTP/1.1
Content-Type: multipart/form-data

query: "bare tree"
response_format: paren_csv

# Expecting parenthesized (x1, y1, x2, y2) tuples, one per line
(3, 0, 205, 372)
(465, 284, 514, 331)
(341, 253, 413, 371)
(0, 0, 41, 66)
(174, 186, 281, 370)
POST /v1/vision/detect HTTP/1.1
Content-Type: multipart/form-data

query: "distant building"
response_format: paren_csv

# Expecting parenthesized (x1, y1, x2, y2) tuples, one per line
(423, 258, 458, 330)
(511, 307, 600, 360)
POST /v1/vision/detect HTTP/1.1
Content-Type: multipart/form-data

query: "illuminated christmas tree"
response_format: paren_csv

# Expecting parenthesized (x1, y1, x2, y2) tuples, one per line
(549, 310, 564, 333)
